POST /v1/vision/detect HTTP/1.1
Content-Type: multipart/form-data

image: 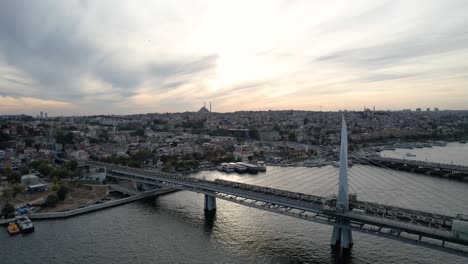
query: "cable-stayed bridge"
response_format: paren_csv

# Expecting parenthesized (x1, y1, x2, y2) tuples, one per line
(83, 117, 468, 258)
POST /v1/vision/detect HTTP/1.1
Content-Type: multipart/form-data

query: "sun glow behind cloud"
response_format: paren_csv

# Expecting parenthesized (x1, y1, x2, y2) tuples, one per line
(0, 0, 467, 115)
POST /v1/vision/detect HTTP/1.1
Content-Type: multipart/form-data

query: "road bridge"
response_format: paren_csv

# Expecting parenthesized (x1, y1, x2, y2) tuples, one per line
(356, 157, 468, 180)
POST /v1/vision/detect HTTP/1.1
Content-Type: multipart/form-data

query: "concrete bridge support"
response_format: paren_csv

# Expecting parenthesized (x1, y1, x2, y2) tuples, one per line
(204, 194, 217, 211)
(331, 221, 353, 249)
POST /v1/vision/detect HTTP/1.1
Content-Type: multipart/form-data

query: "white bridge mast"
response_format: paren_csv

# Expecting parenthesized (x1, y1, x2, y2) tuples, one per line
(331, 115, 353, 249)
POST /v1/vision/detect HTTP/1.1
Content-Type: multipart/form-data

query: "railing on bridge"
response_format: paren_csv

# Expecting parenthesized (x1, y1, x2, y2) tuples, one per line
(82, 160, 468, 257)
(351, 156, 468, 182)
(81, 116, 468, 258)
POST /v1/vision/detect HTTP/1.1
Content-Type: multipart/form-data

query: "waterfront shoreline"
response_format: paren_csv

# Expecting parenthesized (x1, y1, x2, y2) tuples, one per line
(29, 187, 178, 219)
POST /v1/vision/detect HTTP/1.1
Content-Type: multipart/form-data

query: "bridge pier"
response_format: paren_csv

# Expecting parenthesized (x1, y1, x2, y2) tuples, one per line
(331, 225, 342, 247)
(331, 221, 353, 249)
(204, 194, 217, 211)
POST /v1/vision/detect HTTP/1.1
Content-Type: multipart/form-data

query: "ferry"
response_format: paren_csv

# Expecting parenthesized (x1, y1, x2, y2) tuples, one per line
(406, 153, 416, 157)
(257, 161, 267, 172)
(234, 163, 248, 173)
(7, 222, 20, 235)
(217, 163, 228, 171)
(16, 217, 34, 233)
(225, 164, 235, 172)
(217, 163, 235, 173)
(236, 162, 259, 174)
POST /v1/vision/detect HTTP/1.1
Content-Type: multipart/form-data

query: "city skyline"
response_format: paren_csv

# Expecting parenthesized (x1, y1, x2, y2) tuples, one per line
(1, 0, 468, 116)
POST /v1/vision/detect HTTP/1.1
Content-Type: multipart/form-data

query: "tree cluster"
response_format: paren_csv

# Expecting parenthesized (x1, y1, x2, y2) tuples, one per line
(31, 159, 81, 179)
(160, 155, 200, 172)
(98, 150, 154, 168)
(1, 202, 15, 218)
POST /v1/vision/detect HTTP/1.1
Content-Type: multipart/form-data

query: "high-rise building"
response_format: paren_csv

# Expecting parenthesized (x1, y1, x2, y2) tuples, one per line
(426, 108, 431, 111)
(44, 112, 48, 119)
(416, 108, 421, 112)
(40, 111, 43, 119)
(434, 107, 439, 111)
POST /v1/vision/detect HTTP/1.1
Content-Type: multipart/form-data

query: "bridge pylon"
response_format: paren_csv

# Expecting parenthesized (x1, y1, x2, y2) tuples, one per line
(204, 194, 217, 211)
(331, 115, 353, 249)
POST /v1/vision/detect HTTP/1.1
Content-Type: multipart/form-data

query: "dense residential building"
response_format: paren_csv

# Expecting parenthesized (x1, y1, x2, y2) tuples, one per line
(0, 110, 467, 171)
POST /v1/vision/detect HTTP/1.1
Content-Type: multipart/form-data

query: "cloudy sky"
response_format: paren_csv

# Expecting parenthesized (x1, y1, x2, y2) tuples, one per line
(0, 0, 467, 116)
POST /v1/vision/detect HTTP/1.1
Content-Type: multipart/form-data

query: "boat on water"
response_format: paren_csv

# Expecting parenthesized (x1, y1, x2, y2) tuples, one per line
(433, 141, 448, 147)
(460, 140, 467, 144)
(217, 163, 235, 173)
(225, 164, 235, 172)
(406, 153, 416, 157)
(257, 161, 267, 172)
(234, 163, 248, 173)
(395, 144, 413, 149)
(331, 160, 353, 168)
(7, 222, 20, 235)
(16, 217, 34, 233)
(236, 162, 260, 174)
(220, 162, 265, 173)
(216, 163, 226, 171)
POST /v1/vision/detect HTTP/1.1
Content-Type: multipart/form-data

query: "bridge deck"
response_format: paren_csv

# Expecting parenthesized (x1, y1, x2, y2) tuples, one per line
(83, 161, 468, 257)
(362, 157, 468, 172)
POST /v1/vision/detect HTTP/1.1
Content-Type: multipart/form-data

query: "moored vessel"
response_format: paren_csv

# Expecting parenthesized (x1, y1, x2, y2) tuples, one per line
(7, 222, 20, 235)
(257, 161, 267, 172)
(16, 217, 34, 233)
(217, 163, 228, 171)
(234, 163, 247, 173)
(217, 163, 235, 173)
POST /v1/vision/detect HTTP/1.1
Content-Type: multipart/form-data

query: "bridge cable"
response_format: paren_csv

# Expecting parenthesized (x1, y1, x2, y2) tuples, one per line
(357, 156, 468, 207)
(245, 165, 335, 187)
(265, 166, 338, 192)
(348, 165, 452, 228)
(355, 156, 468, 212)
(242, 166, 318, 185)
(348, 170, 440, 228)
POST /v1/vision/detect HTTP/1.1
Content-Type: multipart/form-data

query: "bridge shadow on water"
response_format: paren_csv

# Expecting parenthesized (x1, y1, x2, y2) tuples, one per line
(331, 248, 353, 264)
(203, 210, 217, 233)
(138, 195, 357, 264)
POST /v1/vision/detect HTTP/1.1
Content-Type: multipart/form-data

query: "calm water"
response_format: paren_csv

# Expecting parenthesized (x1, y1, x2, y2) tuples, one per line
(2, 144, 468, 264)
(380, 142, 468, 166)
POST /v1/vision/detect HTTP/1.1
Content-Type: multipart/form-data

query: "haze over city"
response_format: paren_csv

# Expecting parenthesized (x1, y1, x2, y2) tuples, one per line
(2, 1, 468, 263)
(1, 0, 468, 116)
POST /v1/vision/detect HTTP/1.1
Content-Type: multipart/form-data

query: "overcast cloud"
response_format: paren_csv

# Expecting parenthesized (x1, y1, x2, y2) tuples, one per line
(0, 0, 467, 116)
